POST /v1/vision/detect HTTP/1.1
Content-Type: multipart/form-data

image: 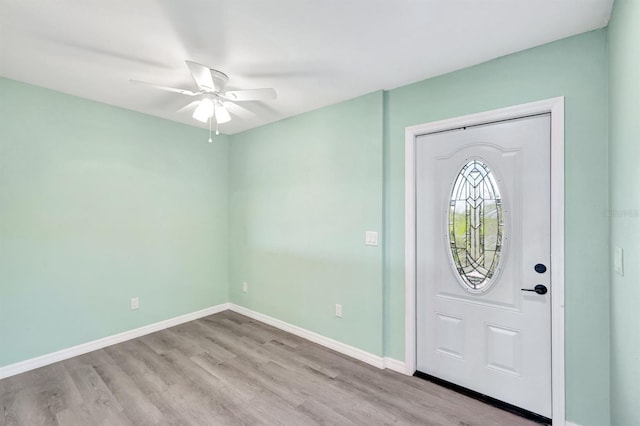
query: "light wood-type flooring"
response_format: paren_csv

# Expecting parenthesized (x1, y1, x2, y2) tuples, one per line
(0, 311, 539, 425)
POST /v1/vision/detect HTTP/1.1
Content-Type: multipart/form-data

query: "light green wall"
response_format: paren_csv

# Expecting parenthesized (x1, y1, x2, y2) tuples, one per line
(384, 31, 610, 425)
(227, 31, 610, 424)
(0, 77, 230, 367)
(608, 0, 640, 424)
(229, 92, 384, 355)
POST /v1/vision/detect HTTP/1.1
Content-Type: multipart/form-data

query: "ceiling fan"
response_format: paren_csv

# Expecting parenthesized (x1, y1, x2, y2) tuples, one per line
(131, 60, 277, 138)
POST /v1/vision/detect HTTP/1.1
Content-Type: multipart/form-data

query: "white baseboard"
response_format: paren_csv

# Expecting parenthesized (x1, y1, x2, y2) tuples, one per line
(1, 302, 407, 381)
(384, 357, 410, 375)
(565, 422, 582, 426)
(0, 303, 230, 380)
(228, 303, 406, 374)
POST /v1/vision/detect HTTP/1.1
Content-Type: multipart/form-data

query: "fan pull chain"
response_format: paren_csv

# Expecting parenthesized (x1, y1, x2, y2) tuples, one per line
(216, 120, 220, 136)
(208, 116, 213, 143)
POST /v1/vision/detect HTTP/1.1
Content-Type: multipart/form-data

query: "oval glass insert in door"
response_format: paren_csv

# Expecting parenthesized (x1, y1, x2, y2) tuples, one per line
(448, 159, 504, 292)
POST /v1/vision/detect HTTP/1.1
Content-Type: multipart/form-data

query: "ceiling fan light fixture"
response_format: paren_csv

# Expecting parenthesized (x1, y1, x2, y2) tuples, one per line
(214, 103, 231, 124)
(193, 97, 214, 123)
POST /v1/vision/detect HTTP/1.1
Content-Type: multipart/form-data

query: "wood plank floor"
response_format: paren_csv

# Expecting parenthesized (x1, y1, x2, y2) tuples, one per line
(1, 311, 539, 425)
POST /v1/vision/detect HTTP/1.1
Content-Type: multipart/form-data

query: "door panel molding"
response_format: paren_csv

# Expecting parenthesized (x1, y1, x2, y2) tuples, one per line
(404, 97, 565, 423)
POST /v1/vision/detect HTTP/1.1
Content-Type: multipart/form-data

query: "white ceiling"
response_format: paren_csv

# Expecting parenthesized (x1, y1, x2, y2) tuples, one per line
(0, 0, 614, 135)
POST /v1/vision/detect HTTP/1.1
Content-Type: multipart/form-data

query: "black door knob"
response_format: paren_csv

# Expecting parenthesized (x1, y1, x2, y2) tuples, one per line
(521, 284, 548, 295)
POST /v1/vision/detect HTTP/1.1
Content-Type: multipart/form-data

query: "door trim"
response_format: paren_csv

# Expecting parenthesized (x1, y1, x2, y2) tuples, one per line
(404, 97, 565, 423)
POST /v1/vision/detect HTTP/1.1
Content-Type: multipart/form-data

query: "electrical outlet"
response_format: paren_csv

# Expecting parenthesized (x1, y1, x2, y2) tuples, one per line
(335, 304, 343, 318)
(242, 281, 248, 293)
(131, 297, 139, 310)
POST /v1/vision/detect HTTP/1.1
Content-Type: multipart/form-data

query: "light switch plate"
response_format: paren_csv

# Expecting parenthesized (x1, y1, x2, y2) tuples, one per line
(614, 246, 624, 276)
(365, 231, 378, 246)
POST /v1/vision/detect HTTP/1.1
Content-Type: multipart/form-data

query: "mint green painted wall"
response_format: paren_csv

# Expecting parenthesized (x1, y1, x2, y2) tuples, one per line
(384, 31, 610, 425)
(0, 78, 229, 367)
(608, 1, 640, 424)
(229, 92, 384, 355)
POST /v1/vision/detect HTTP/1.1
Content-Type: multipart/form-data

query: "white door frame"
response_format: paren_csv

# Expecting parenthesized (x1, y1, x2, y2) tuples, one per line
(404, 97, 565, 423)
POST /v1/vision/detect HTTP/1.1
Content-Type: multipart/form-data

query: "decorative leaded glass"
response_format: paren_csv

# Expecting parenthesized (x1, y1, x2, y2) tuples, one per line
(448, 160, 504, 291)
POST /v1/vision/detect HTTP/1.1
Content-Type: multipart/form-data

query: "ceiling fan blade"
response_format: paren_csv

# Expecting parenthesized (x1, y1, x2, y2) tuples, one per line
(130, 79, 198, 96)
(223, 101, 256, 120)
(185, 60, 216, 91)
(215, 104, 231, 124)
(177, 100, 200, 114)
(224, 88, 277, 102)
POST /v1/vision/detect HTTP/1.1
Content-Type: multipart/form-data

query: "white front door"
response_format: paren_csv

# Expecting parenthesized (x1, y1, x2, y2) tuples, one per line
(416, 114, 551, 418)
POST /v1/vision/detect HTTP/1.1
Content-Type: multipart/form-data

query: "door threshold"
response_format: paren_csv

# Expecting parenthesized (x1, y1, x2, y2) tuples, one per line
(413, 371, 551, 425)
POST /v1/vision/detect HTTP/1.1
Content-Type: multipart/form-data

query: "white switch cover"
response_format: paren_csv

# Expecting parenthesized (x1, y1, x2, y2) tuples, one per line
(131, 297, 139, 310)
(242, 281, 248, 293)
(365, 231, 379, 246)
(614, 247, 624, 276)
(335, 304, 343, 318)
